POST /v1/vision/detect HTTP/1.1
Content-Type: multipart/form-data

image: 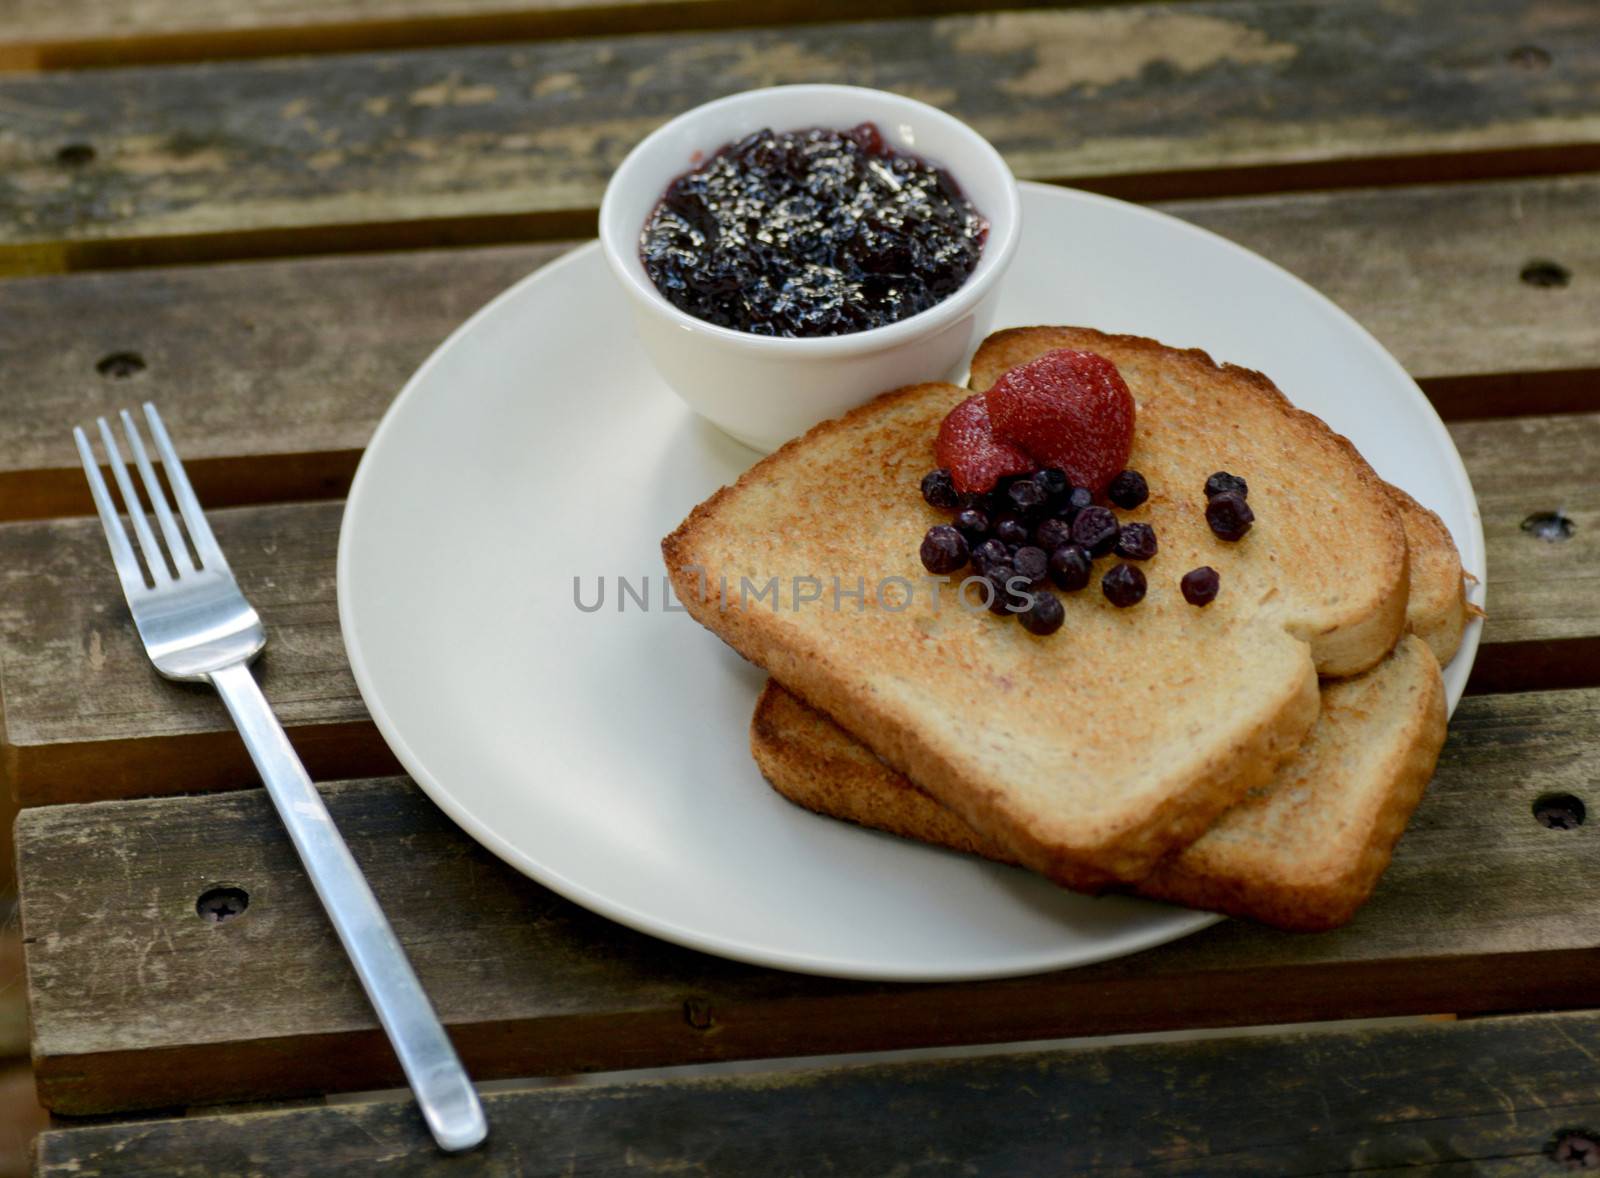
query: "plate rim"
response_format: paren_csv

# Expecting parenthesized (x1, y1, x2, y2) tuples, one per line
(337, 181, 1484, 981)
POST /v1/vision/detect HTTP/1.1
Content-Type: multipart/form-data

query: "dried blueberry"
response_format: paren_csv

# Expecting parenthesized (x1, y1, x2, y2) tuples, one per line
(920, 525, 969, 574)
(1018, 590, 1065, 636)
(1115, 522, 1158, 561)
(1181, 566, 1220, 606)
(1206, 491, 1254, 541)
(1107, 469, 1149, 510)
(1058, 486, 1094, 521)
(983, 563, 1024, 614)
(1071, 505, 1120, 557)
(994, 516, 1031, 546)
(1102, 562, 1147, 608)
(1034, 467, 1070, 499)
(1205, 471, 1248, 500)
(921, 468, 960, 510)
(972, 538, 1009, 571)
(956, 490, 989, 511)
(1013, 545, 1049, 586)
(1048, 544, 1093, 592)
(1034, 517, 1074, 552)
(954, 508, 991, 540)
(1008, 478, 1048, 513)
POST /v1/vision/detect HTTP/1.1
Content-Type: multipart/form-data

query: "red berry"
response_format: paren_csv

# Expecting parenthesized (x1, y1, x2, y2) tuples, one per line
(983, 350, 1135, 495)
(934, 394, 1033, 494)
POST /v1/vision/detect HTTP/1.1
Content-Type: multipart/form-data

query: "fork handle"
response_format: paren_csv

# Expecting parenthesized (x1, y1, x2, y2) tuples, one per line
(209, 661, 487, 1152)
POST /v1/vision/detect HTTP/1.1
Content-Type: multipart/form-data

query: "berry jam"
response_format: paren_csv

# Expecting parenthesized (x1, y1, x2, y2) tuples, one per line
(639, 123, 987, 337)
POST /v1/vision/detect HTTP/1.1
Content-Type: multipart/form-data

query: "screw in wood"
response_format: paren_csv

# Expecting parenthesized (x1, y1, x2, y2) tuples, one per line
(1550, 1128, 1600, 1169)
(1521, 260, 1572, 289)
(96, 352, 147, 380)
(1522, 512, 1576, 542)
(1533, 794, 1586, 831)
(1507, 45, 1552, 71)
(196, 886, 251, 922)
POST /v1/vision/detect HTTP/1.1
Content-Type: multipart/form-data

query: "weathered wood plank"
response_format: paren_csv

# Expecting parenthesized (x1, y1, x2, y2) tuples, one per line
(1, 174, 1595, 521)
(0, 0, 1083, 73)
(1453, 412, 1600, 694)
(2, 0, 1598, 274)
(4, 404, 1595, 804)
(0, 501, 399, 802)
(17, 684, 1600, 1113)
(32, 1010, 1600, 1176)
(0, 244, 570, 520)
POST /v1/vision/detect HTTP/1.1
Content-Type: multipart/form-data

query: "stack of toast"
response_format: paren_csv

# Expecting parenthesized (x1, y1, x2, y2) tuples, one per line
(663, 327, 1468, 930)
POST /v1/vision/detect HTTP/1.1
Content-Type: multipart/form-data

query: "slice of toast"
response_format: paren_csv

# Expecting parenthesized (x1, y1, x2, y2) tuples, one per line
(663, 328, 1408, 886)
(750, 486, 1461, 930)
(968, 329, 1410, 677)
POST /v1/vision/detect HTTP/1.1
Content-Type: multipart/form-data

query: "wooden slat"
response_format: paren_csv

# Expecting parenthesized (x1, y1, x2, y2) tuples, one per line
(17, 683, 1600, 1113)
(4, 403, 1596, 805)
(0, 0, 1077, 73)
(1453, 413, 1600, 694)
(0, 174, 1595, 522)
(0, 501, 397, 802)
(0, 244, 570, 520)
(2, 0, 1599, 274)
(33, 1010, 1600, 1176)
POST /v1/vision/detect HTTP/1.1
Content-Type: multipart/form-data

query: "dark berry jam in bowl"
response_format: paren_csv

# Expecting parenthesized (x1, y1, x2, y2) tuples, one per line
(599, 85, 1020, 453)
(640, 125, 987, 337)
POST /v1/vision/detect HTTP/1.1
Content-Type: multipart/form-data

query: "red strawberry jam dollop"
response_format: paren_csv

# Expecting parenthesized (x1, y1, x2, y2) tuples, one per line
(934, 394, 1033, 494)
(981, 349, 1135, 495)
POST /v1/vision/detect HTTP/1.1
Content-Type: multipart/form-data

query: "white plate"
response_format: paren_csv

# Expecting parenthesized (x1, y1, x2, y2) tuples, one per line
(338, 182, 1485, 982)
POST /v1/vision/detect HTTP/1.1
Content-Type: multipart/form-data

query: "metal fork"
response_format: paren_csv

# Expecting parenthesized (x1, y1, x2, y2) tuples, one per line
(74, 404, 487, 1153)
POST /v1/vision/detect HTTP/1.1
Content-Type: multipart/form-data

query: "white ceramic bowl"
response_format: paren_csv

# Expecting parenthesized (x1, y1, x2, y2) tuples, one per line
(599, 84, 1021, 452)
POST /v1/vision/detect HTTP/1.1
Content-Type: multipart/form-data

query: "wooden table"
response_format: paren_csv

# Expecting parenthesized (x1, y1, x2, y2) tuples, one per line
(3, 1, 1598, 1172)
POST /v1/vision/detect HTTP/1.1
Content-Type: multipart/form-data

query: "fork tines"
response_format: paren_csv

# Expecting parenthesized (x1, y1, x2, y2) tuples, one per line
(73, 404, 228, 596)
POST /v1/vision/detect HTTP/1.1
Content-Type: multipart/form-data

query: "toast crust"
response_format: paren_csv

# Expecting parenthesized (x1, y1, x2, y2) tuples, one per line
(665, 327, 1407, 885)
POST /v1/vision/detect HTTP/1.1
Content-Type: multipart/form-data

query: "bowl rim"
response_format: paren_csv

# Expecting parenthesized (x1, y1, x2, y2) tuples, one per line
(597, 83, 1022, 357)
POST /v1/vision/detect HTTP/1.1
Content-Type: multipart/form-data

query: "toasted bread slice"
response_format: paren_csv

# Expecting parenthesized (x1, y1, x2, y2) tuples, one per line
(1389, 484, 1469, 665)
(751, 487, 1461, 929)
(754, 636, 1443, 930)
(970, 329, 1409, 676)
(664, 329, 1407, 886)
